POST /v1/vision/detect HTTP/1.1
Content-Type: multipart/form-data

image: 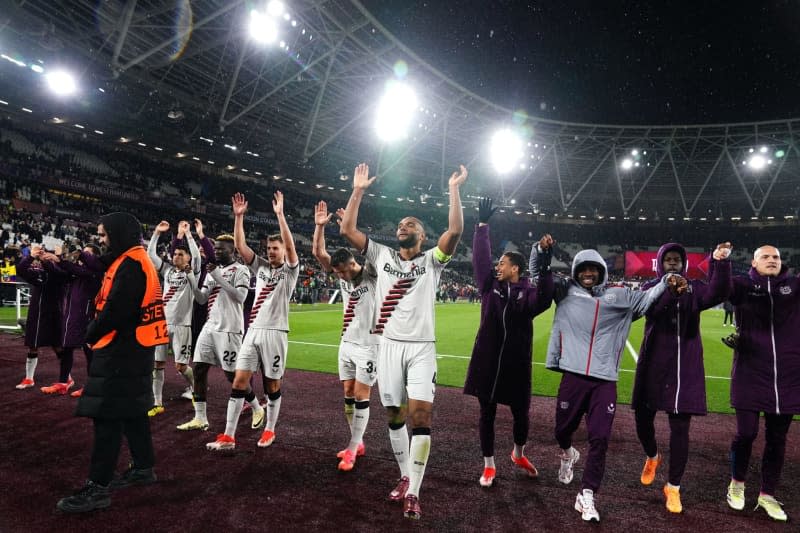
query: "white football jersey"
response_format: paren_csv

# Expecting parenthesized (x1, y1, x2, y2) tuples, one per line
(203, 263, 250, 333)
(160, 265, 194, 327)
(246, 255, 299, 331)
(364, 239, 449, 342)
(339, 263, 380, 346)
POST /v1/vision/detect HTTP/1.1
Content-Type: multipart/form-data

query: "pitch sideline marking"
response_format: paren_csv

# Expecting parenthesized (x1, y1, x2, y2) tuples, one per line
(288, 340, 732, 381)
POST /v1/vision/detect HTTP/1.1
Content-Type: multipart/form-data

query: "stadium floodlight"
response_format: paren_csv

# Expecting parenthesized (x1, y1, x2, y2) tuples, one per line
(30, 64, 44, 74)
(631, 149, 639, 156)
(45, 70, 77, 96)
(490, 128, 524, 174)
(620, 158, 633, 170)
(249, 9, 278, 44)
(747, 154, 767, 170)
(759, 146, 768, 153)
(374, 81, 418, 143)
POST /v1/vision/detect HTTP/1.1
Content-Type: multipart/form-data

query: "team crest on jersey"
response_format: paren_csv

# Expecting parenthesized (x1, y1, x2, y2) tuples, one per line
(559, 401, 569, 410)
(606, 402, 616, 414)
(780, 285, 792, 295)
(603, 293, 617, 304)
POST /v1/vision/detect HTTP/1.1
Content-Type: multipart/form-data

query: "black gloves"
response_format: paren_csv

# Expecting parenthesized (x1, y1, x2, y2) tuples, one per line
(478, 197, 498, 224)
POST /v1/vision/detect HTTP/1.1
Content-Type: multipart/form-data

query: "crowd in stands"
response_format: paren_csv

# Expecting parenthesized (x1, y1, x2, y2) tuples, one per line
(2, 115, 800, 305)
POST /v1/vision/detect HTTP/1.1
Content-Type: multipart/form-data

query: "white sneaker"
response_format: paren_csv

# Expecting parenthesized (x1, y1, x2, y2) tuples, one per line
(559, 446, 580, 484)
(575, 489, 600, 522)
(251, 404, 265, 429)
(180, 387, 194, 400)
(726, 480, 745, 511)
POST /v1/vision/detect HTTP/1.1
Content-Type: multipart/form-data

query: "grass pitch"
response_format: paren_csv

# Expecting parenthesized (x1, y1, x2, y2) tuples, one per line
(1, 301, 736, 413)
(286, 301, 737, 414)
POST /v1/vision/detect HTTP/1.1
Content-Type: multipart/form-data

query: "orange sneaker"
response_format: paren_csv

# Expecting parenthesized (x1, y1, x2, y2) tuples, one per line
(206, 433, 236, 451)
(479, 467, 496, 487)
(41, 378, 75, 395)
(663, 484, 682, 513)
(15, 378, 35, 390)
(641, 453, 662, 485)
(338, 449, 357, 471)
(337, 442, 366, 459)
(70, 387, 84, 398)
(257, 430, 276, 448)
(511, 452, 539, 478)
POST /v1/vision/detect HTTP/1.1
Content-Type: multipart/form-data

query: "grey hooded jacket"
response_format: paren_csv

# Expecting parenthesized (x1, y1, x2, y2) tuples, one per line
(532, 249, 669, 381)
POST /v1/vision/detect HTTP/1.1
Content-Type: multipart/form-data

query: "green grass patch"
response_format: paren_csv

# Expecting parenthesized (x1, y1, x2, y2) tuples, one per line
(287, 302, 736, 414)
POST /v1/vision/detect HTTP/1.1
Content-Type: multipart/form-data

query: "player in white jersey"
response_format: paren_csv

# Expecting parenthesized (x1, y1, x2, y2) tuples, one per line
(340, 162, 468, 520)
(311, 200, 379, 471)
(177, 235, 259, 432)
(206, 191, 299, 451)
(146, 220, 200, 416)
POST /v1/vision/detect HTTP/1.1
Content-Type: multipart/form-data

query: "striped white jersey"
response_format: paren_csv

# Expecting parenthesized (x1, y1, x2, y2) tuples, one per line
(364, 239, 449, 342)
(246, 255, 299, 331)
(203, 263, 250, 333)
(339, 263, 380, 346)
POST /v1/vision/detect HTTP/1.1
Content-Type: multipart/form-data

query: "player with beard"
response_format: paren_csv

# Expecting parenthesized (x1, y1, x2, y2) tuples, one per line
(205, 191, 298, 451)
(631, 242, 732, 513)
(312, 201, 379, 471)
(339, 162, 467, 520)
(147, 220, 201, 416)
(535, 248, 687, 522)
(177, 235, 254, 432)
(725, 245, 800, 522)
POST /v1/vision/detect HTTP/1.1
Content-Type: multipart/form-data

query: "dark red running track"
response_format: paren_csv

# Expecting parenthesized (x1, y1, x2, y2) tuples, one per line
(0, 332, 796, 532)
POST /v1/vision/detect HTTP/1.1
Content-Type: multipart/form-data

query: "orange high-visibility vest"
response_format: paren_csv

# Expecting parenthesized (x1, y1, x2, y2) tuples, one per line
(92, 245, 168, 350)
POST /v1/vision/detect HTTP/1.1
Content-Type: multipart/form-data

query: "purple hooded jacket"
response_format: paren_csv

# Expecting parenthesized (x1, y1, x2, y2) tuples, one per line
(729, 264, 800, 414)
(631, 243, 731, 415)
(463, 224, 554, 406)
(17, 255, 62, 348)
(47, 259, 103, 348)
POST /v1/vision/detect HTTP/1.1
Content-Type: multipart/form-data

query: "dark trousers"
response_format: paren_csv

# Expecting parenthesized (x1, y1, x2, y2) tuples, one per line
(478, 396, 530, 457)
(723, 310, 734, 325)
(554, 372, 616, 493)
(730, 409, 793, 494)
(89, 415, 155, 486)
(634, 407, 692, 486)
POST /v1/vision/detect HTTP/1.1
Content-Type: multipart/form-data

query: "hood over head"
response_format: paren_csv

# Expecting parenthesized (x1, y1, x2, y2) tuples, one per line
(571, 249, 608, 287)
(656, 242, 687, 277)
(99, 212, 143, 265)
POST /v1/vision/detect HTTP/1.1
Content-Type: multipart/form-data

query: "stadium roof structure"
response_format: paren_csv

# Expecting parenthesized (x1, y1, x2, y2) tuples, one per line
(2, 0, 800, 220)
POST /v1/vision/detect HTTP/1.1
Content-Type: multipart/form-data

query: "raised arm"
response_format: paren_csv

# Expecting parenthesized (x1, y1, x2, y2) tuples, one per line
(273, 191, 298, 265)
(185, 226, 201, 275)
(437, 165, 468, 256)
(148, 220, 170, 271)
(231, 192, 256, 265)
(339, 163, 375, 253)
(696, 242, 733, 309)
(312, 200, 334, 272)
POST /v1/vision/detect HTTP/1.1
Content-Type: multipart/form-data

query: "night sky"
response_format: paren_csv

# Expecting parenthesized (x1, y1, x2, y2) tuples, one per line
(365, 1, 800, 125)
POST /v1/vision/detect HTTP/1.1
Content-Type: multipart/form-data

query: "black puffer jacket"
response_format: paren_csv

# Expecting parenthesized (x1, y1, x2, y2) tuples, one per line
(76, 213, 154, 418)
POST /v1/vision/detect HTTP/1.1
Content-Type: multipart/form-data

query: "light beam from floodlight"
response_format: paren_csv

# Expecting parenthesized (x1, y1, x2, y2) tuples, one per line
(249, 10, 278, 44)
(45, 70, 77, 96)
(375, 81, 418, 142)
(748, 154, 767, 170)
(490, 129, 524, 174)
(620, 158, 633, 170)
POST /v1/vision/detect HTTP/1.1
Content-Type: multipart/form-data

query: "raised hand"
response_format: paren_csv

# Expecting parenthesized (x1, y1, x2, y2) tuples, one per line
(478, 197, 498, 223)
(178, 220, 191, 237)
(713, 241, 733, 260)
(667, 274, 689, 296)
(155, 220, 170, 233)
(30, 244, 43, 258)
(449, 164, 468, 188)
(353, 163, 376, 190)
(335, 208, 346, 226)
(194, 218, 205, 239)
(272, 191, 284, 216)
(539, 233, 555, 250)
(314, 201, 333, 226)
(232, 193, 248, 216)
